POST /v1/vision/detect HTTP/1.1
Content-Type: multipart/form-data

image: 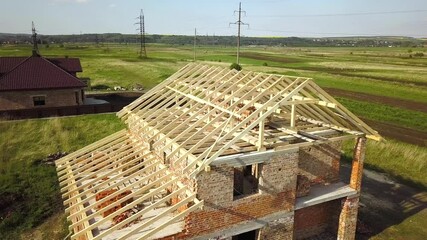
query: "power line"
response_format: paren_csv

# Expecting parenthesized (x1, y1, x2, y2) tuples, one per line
(251, 9, 427, 18)
(229, 2, 249, 65)
(135, 9, 147, 58)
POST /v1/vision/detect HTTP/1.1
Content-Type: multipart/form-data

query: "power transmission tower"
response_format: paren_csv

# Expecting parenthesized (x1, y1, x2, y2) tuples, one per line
(31, 21, 39, 56)
(193, 28, 197, 61)
(229, 2, 248, 65)
(136, 9, 147, 58)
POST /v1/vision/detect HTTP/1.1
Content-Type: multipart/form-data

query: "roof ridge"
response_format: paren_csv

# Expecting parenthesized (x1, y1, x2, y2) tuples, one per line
(0, 56, 32, 82)
(39, 56, 86, 86)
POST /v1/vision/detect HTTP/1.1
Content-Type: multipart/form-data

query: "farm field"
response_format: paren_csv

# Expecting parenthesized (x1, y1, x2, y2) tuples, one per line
(0, 43, 426, 239)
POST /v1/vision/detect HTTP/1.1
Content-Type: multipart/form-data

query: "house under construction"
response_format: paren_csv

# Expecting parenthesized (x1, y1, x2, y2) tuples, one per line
(55, 63, 381, 240)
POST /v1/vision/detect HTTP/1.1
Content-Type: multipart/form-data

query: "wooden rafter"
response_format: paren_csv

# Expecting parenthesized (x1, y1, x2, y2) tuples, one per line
(56, 63, 381, 240)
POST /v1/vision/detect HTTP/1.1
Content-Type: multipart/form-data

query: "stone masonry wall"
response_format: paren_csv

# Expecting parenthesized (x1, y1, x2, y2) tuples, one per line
(182, 150, 299, 239)
(298, 141, 342, 185)
(0, 88, 83, 110)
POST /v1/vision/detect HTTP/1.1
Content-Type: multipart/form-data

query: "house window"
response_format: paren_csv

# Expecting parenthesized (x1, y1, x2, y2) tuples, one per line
(232, 230, 259, 240)
(33, 96, 46, 106)
(233, 164, 261, 199)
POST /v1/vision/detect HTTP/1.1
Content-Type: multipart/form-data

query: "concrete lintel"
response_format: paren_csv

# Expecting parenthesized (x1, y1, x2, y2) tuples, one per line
(189, 211, 294, 240)
(295, 182, 358, 210)
(210, 147, 299, 167)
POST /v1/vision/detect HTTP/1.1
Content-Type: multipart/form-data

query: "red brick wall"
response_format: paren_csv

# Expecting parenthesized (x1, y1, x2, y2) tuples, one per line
(337, 197, 359, 240)
(294, 200, 340, 239)
(181, 151, 298, 238)
(259, 216, 294, 240)
(298, 142, 342, 185)
(0, 88, 84, 110)
(184, 190, 295, 238)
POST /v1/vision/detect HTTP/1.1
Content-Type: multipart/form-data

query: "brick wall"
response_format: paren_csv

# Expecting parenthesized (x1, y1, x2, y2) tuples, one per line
(259, 216, 294, 240)
(294, 200, 341, 239)
(298, 141, 342, 185)
(337, 197, 359, 240)
(0, 88, 84, 110)
(182, 151, 298, 239)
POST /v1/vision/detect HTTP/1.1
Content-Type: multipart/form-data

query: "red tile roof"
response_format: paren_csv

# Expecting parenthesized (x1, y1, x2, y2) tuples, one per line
(0, 56, 86, 91)
(0, 57, 27, 74)
(0, 57, 82, 74)
(47, 58, 82, 72)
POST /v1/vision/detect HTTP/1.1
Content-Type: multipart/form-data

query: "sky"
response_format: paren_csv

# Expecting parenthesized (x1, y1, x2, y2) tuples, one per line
(1, 0, 427, 37)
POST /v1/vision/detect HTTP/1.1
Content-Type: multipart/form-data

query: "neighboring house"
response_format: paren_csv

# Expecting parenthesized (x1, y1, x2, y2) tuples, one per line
(56, 64, 381, 240)
(0, 55, 86, 110)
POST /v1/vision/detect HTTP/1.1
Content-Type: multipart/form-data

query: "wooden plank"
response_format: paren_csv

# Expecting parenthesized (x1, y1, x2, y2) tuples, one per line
(137, 199, 204, 240)
(56, 129, 127, 167)
(64, 155, 160, 208)
(71, 173, 179, 240)
(68, 168, 171, 229)
(59, 143, 135, 186)
(117, 63, 201, 118)
(117, 193, 197, 239)
(190, 79, 311, 176)
(86, 185, 186, 240)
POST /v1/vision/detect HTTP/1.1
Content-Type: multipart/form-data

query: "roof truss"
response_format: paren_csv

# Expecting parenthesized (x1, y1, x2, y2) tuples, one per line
(57, 63, 380, 239)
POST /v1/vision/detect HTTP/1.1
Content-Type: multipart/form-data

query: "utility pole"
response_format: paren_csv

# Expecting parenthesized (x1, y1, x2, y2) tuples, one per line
(229, 2, 248, 65)
(31, 21, 39, 56)
(136, 9, 147, 58)
(193, 28, 197, 61)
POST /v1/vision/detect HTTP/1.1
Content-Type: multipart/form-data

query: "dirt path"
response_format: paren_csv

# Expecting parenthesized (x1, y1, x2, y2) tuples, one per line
(360, 119, 427, 147)
(340, 164, 427, 239)
(324, 87, 427, 113)
(323, 87, 427, 146)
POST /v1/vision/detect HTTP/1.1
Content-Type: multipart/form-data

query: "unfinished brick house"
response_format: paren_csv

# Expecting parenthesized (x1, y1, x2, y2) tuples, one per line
(55, 63, 381, 240)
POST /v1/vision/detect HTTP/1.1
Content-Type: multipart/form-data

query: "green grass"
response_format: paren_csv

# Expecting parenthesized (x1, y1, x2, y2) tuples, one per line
(343, 139, 427, 189)
(337, 97, 427, 132)
(0, 114, 124, 239)
(370, 209, 427, 240)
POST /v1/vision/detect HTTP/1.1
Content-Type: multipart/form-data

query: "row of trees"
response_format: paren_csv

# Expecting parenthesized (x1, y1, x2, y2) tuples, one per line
(0, 33, 425, 48)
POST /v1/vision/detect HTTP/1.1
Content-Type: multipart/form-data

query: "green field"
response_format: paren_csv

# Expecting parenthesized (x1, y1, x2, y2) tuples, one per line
(0, 43, 426, 239)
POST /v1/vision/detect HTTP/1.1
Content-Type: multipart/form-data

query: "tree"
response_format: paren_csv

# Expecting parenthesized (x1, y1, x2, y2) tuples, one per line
(230, 63, 242, 71)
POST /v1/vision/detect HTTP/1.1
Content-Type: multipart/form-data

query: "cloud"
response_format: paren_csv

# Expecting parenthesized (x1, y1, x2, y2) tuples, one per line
(109, 3, 116, 8)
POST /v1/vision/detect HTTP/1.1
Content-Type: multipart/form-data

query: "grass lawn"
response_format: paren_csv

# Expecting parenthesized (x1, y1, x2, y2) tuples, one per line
(0, 114, 124, 240)
(343, 139, 427, 190)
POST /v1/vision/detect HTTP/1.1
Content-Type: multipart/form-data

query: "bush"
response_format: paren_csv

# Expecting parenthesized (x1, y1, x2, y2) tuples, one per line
(229, 63, 242, 71)
(414, 52, 424, 57)
(263, 62, 268, 66)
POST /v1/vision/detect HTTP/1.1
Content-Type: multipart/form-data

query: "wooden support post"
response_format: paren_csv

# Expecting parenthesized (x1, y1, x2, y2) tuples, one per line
(350, 137, 366, 192)
(258, 111, 266, 151)
(290, 104, 296, 128)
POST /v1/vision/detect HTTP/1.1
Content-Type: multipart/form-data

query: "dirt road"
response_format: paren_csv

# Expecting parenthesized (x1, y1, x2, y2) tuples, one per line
(340, 164, 427, 240)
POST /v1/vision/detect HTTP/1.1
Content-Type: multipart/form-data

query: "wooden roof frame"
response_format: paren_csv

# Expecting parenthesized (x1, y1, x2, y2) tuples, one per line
(118, 63, 380, 176)
(56, 63, 380, 240)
